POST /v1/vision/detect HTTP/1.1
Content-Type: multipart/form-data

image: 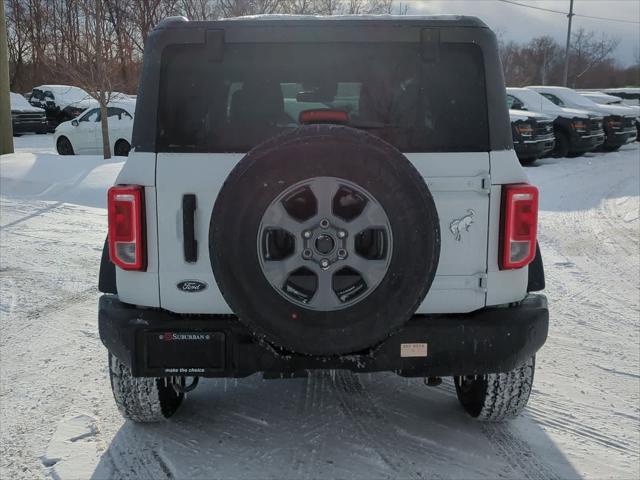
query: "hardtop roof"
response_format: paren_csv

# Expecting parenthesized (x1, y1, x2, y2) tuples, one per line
(154, 14, 489, 30)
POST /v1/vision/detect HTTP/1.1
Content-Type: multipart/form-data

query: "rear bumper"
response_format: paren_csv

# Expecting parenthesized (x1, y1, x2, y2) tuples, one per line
(99, 294, 549, 378)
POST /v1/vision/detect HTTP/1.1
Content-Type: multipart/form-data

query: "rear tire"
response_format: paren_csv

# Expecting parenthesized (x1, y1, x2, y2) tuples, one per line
(454, 356, 535, 422)
(108, 354, 183, 423)
(114, 139, 131, 157)
(56, 136, 74, 155)
(211, 125, 440, 355)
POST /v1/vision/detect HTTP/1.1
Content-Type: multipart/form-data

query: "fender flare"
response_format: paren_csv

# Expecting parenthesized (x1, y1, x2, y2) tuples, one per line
(527, 242, 545, 292)
(98, 236, 117, 294)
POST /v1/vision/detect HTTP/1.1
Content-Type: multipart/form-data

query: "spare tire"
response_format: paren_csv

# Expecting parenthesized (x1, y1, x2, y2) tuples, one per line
(211, 125, 439, 355)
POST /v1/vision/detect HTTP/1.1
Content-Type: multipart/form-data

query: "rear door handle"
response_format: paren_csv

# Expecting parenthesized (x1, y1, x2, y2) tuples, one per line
(182, 194, 197, 263)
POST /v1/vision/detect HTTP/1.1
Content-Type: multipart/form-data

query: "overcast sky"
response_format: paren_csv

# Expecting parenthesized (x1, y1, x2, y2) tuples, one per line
(404, 0, 640, 66)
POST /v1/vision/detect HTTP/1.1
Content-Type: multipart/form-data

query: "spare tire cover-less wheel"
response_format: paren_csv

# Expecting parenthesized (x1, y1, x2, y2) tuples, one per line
(210, 125, 440, 355)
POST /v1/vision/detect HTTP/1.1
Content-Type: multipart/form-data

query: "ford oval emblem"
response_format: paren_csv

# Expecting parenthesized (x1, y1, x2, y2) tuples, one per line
(177, 280, 208, 292)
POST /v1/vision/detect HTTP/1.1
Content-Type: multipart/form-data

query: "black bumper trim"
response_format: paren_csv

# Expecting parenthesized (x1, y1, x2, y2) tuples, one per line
(605, 129, 637, 147)
(571, 132, 605, 152)
(99, 294, 549, 378)
(514, 139, 555, 159)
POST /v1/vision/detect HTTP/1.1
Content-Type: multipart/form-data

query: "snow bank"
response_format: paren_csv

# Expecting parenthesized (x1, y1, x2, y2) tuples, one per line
(0, 151, 122, 209)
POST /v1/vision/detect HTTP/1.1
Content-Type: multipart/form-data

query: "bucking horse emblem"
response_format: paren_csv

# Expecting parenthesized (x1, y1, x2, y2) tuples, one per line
(449, 210, 475, 242)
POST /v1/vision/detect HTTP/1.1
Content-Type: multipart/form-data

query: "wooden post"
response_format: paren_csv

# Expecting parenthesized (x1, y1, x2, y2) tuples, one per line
(0, 0, 15, 154)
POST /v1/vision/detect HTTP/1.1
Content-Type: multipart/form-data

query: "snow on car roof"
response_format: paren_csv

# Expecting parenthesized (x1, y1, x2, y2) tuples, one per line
(162, 14, 488, 28)
(581, 92, 623, 101)
(527, 86, 571, 92)
(226, 14, 472, 21)
(33, 85, 96, 109)
(508, 109, 553, 122)
(603, 87, 640, 94)
(10, 92, 43, 112)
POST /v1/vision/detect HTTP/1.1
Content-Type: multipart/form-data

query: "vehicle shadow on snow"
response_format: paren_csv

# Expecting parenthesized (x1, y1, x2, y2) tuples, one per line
(92, 372, 581, 480)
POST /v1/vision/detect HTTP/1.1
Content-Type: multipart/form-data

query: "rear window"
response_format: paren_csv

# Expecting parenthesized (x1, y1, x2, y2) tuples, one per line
(157, 42, 489, 153)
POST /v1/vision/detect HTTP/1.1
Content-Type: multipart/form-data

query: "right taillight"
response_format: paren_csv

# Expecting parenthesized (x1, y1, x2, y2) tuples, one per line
(108, 185, 146, 271)
(500, 184, 538, 270)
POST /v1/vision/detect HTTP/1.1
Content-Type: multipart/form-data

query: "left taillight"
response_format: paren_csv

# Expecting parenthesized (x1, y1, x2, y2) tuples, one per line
(500, 184, 538, 270)
(108, 185, 146, 271)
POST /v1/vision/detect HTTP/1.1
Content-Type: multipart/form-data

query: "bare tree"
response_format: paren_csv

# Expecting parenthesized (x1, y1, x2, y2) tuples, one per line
(4, 1, 632, 96)
(58, 0, 123, 158)
(569, 27, 620, 87)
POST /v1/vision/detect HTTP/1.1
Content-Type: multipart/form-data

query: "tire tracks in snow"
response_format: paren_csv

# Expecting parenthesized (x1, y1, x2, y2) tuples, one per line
(332, 371, 445, 480)
(104, 441, 175, 480)
(293, 371, 332, 480)
(526, 394, 639, 457)
(440, 379, 635, 457)
(481, 424, 560, 480)
(0, 201, 64, 230)
(435, 380, 560, 479)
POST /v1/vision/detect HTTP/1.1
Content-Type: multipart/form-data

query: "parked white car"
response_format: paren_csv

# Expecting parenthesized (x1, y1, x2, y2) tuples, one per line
(529, 86, 637, 150)
(54, 102, 135, 156)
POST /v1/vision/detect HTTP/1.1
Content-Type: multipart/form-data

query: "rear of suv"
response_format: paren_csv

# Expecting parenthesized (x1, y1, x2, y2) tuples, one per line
(99, 16, 548, 423)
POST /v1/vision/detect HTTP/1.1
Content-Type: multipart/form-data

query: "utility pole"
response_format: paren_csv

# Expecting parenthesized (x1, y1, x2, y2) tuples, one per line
(0, 0, 14, 154)
(562, 0, 575, 87)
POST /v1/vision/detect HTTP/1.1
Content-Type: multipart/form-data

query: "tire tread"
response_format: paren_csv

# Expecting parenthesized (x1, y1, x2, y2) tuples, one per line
(108, 354, 183, 423)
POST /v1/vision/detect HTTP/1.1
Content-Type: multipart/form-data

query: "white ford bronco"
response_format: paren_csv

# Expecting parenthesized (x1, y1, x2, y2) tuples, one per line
(98, 15, 548, 423)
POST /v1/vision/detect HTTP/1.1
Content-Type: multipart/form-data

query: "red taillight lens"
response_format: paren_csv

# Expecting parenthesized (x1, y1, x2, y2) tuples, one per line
(500, 184, 538, 270)
(108, 185, 146, 271)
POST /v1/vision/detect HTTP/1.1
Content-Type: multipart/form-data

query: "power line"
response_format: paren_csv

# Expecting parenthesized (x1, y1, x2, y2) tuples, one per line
(495, 0, 640, 25)
(401, 0, 640, 25)
(574, 13, 640, 25)
(496, 0, 566, 15)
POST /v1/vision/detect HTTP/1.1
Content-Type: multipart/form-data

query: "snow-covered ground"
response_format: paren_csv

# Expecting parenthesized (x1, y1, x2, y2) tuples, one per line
(1, 134, 639, 479)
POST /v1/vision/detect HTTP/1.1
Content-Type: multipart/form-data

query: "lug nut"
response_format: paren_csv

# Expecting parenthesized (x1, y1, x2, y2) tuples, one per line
(337, 249, 348, 259)
(337, 230, 347, 239)
(303, 230, 312, 239)
(319, 219, 330, 229)
(320, 259, 330, 269)
(302, 249, 313, 259)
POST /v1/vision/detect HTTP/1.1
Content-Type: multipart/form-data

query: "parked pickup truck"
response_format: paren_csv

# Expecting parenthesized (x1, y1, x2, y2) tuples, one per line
(507, 87, 604, 157)
(10, 92, 47, 135)
(529, 86, 636, 151)
(509, 109, 555, 164)
(578, 91, 640, 142)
